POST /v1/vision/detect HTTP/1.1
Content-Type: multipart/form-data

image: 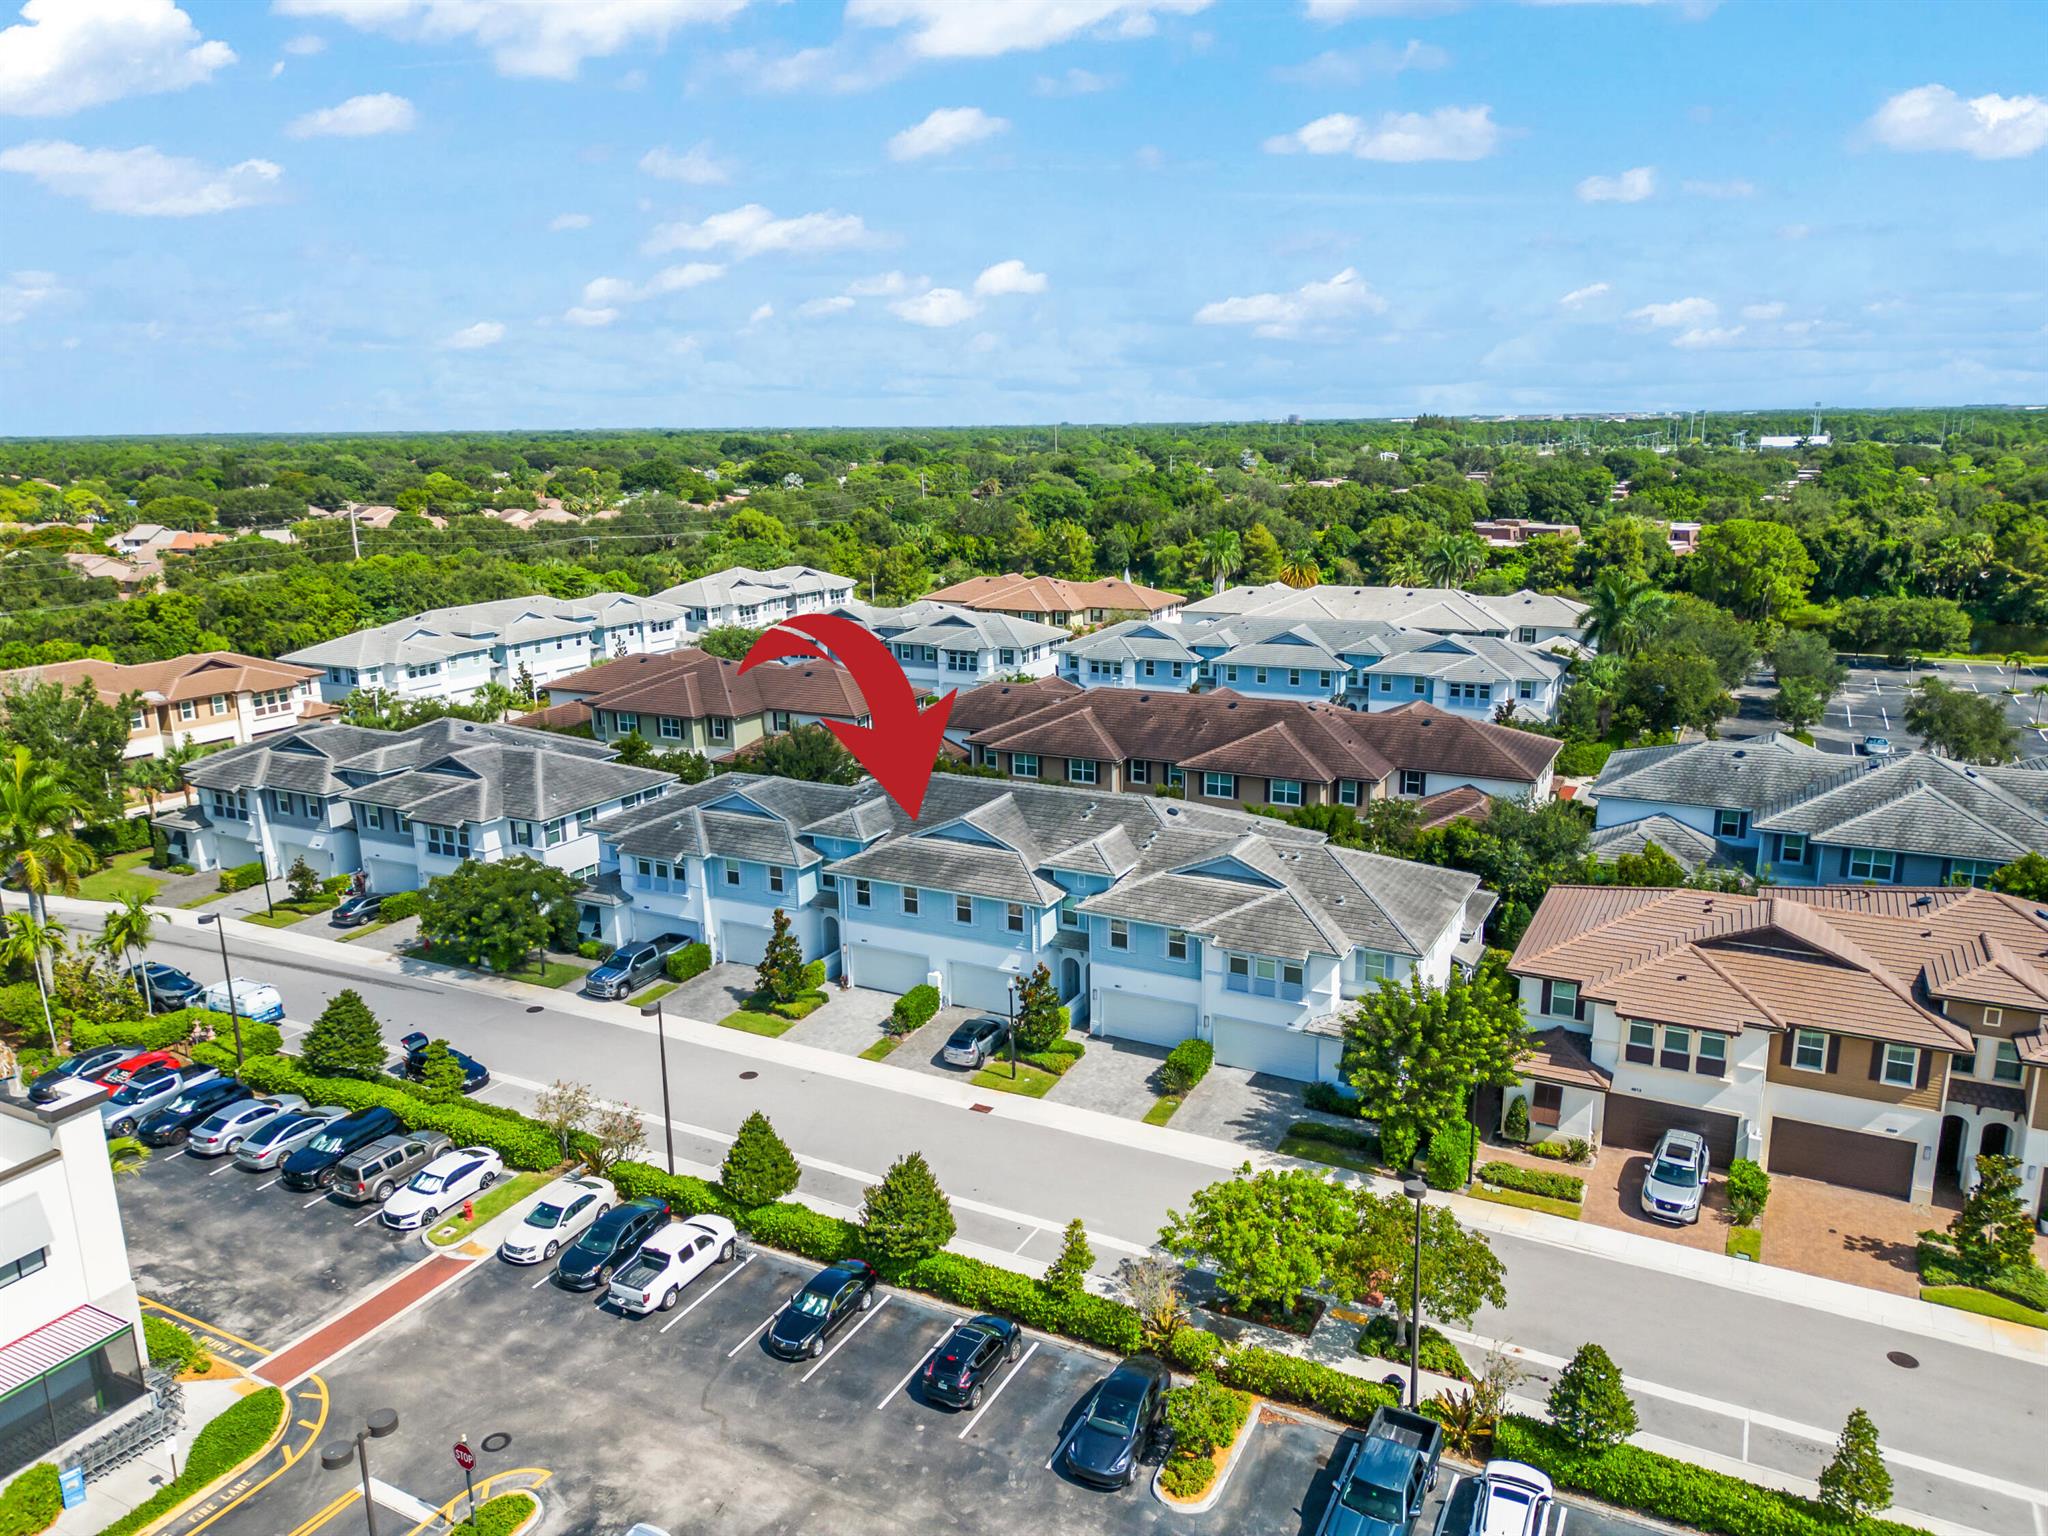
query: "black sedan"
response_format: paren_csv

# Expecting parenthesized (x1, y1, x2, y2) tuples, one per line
(128, 962, 202, 1013)
(330, 892, 384, 928)
(135, 1079, 249, 1146)
(396, 1031, 490, 1093)
(1062, 1355, 1169, 1489)
(554, 1198, 669, 1290)
(922, 1314, 1022, 1409)
(28, 1046, 132, 1105)
(766, 1260, 877, 1360)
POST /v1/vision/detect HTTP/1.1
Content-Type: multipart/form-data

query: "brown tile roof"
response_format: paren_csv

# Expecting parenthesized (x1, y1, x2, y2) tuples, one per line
(513, 699, 594, 731)
(2016, 1028, 2048, 1067)
(947, 676, 1083, 735)
(1345, 703, 1562, 783)
(1, 651, 318, 706)
(537, 647, 867, 724)
(1521, 1025, 1611, 1090)
(925, 573, 1183, 617)
(1414, 785, 1493, 830)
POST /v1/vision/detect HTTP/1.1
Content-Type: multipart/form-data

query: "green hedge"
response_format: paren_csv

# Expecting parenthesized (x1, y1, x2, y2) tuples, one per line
(892, 1253, 1144, 1355)
(1358, 1315, 1473, 1382)
(1492, 1416, 1930, 1536)
(1424, 1120, 1476, 1191)
(1218, 1344, 1398, 1425)
(890, 983, 940, 1034)
(1302, 1082, 1365, 1119)
(71, 1009, 282, 1065)
(143, 1316, 204, 1372)
(95, 1388, 285, 1536)
(1285, 1120, 1382, 1160)
(377, 890, 423, 921)
(216, 861, 266, 894)
(1479, 1160, 1585, 1202)
(0, 1464, 59, 1536)
(1916, 1241, 2048, 1312)
(1163, 1325, 1225, 1373)
(1528, 1137, 1592, 1164)
(666, 942, 711, 982)
(0, 982, 45, 1035)
(451, 1492, 537, 1536)
(1556, 740, 1615, 778)
(1162, 1039, 1214, 1095)
(237, 1056, 565, 1169)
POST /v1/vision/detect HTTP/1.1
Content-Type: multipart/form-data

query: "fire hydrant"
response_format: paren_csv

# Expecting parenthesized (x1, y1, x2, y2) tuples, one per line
(461, 1199, 475, 1222)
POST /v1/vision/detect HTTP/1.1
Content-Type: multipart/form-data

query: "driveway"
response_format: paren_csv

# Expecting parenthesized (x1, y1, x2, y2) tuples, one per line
(782, 984, 896, 1053)
(887, 1004, 983, 1079)
(1170, 1065, 1320, 1149)
(1756, 1174, 1947, 1296)
(662, 961, 760, 1022)
(1047, 1036, 1165, 1117)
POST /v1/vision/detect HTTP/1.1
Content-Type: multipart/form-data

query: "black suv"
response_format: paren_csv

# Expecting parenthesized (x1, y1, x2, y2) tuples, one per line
(136, 1079, 249, 1146)
(922, 1315, 1022, 1409)
(127, 962, 202, 1013)
(280, 1106, 403, 1190)
(554, 1198, 670, 1290)
(1062, 1355, 1169, 1489)
(766, 1260, 877, 1360)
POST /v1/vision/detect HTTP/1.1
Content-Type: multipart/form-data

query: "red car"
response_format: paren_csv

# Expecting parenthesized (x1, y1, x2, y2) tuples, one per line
(96, 1050, 183, 1089)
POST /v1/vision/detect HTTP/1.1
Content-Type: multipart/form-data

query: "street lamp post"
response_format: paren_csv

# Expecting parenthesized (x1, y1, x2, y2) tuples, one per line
(318, 1407, 398, 1536)
(1402, 1175, 1427, 1411)
(639, 999, 676, 1175)
(195, 914, 245, 1074)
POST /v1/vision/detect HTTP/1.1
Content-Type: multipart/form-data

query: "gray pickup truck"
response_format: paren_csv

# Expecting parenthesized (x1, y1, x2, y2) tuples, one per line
(1316, 1405, 1445, 1536)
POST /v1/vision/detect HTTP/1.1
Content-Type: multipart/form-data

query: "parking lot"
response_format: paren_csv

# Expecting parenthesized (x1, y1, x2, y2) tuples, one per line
(1728, 657, 2048, 758)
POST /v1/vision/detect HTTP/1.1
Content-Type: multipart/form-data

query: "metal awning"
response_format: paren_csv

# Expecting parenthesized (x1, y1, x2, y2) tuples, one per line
(0, 1305, 131, 1397)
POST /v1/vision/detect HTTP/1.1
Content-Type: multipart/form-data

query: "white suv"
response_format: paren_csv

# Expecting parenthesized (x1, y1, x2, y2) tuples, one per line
(1640, 1129, 1709, 1225)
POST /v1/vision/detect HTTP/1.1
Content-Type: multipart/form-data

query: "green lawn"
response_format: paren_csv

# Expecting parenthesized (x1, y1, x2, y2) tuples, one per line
(1142, 1095, 1183, 1126)
(1468, 1183, 1583, 1220)
(857, 1036, 900, 1062)
(408, 942, 589, 989)
(1920, 1285, 2048, 1329)
(968, 1059, 1060, 1098)
(428, 1170, 553, 1248)
(1277, 1127, 1383, 1179)
(240, 896, 338, 930)
(628, 980, 678, 1008)
(78, 849, 166, 903)
(719, 1009, 799, 1037)
(1725, 1226, 1762, 1262)
(339, 918, 395, 942)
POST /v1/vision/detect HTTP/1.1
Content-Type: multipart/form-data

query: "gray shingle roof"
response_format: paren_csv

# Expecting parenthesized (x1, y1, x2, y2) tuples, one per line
(1756, 754, 2048, 863)
(1184, 583, 1586, 633)
(1588, 814, 1724, 873)
(342, 742, 671, 824)
(1594, 733, 1839, 812)
(284, 592, 686, 671)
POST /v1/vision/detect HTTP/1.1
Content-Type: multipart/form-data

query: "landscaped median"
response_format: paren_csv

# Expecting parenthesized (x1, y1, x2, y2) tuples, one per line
(429, 1169, 555, 1248)
(1155, 1376, 1255, 1508)
(448, 1490, 540, 1535)
(1470, 1159, 1585, 1220)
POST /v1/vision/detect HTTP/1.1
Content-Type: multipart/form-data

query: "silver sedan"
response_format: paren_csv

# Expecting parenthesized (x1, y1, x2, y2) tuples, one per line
(233, 1105, 348, 1170)
(187, 1095, 307, 1157)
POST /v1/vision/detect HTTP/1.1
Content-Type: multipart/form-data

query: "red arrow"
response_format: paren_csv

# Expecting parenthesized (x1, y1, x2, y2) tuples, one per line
(737, 613, 955, 819)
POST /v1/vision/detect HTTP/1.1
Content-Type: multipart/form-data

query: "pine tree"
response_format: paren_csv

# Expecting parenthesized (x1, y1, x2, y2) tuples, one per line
(417, 1039, 467, 1101)
(1012, 962, 1067, 1053)
(721, 1111, 801, 1208)
(1948, 1154, 2034, 1277)
(756, 907, 806, 1004)
(1042, 1219, 1094, 1295)
(1547, 1342, 1638, 1452)
(299, 988, 385, 1079)
(860, 1151, 956, 1264)
(1817, 1408, 1891, 1523)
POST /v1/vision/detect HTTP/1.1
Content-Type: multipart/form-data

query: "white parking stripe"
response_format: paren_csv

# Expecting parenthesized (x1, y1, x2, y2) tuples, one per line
(959, 1341, 1037, 1440)
(530, 1272, 553, 1290)
(258, 1176, 281, 1190)
(300, 1193, 328, 1209)
(877, 1326, 952, 1411)
(801, 1294, 889, 1383)
(660, 1255, 754, 1334)
(728, 1306, 783, 1359)
(208, 1161, 237, 1177)
(352, 1208, 383, 1228)
(1047, 1411, 1087, 1471)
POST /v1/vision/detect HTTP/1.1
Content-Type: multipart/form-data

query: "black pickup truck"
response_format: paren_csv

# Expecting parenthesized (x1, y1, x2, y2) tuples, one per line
(1315, 1405, 1445, 1536)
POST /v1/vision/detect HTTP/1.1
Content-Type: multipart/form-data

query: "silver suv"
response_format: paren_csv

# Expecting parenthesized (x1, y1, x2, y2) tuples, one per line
(332, 1130, 454, 1205)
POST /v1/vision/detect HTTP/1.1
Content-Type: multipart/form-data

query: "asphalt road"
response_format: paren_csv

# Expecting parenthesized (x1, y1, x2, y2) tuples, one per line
(113, 916, 2047, 1529)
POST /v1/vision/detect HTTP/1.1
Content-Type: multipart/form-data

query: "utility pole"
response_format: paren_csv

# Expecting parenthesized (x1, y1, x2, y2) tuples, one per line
(347, 503, 361, 561)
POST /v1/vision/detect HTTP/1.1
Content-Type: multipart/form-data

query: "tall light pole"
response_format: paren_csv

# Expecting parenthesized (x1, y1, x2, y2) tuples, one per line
(319, 1408, 398, 1536)
(639, 998, 676, 1174)
(195, 914, 245, 1074)
(1402, 1175, 1427, 1410)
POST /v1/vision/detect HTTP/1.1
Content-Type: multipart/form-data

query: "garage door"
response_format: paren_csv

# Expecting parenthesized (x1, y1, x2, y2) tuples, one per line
(851, 946, 929, 995)
(721, 924, 771, 966)
(1213, 1017, 1322, 1081)
(1767, 1118, 1915, 1199)
(949, 963, 1014, 1013)
(1601, 1095, 1740, 1164)
(1097, 993, 1196, 1048)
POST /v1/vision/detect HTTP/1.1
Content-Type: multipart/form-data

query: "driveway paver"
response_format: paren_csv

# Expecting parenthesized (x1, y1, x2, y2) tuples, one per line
(1757, 1173, 1948, 1296)
(663, 961, 760, 1022)
(887, 1004, 982, 1080)
(1170, 1064, 1323, 1149)
(1485, 1141, 1732, 1252)
(1049, 1035, 1165, 1117)
(781, 984, 896, 1053)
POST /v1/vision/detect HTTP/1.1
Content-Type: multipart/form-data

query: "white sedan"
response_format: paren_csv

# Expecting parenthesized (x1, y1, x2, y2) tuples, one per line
(380, 1146, 504, 1231)
(499, 1175, 616, 1264)
(606, 1214, 739, 1314)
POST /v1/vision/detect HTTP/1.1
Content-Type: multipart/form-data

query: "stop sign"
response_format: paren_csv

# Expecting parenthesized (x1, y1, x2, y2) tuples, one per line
(453, 1442, 475, 1471)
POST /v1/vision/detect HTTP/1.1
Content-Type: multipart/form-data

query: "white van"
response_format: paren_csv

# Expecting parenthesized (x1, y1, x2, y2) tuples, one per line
(199, 977, 286, 1023)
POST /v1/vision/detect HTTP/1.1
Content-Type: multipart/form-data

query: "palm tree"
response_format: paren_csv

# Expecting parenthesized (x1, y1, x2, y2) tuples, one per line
(0, 746, 91, 930)
(159, 738, 202, 810)
(2007, 651, 2034, 686)
(1201, 530, 1242, 595)
(1421, 531, 1486, 590)
(1280, 550, 1322, 589)
(101, 892, 155, 1006)
(0, 909, 68, 1048)
(107, 1136, 151, 1178)
(2031, 683, 2048, 727)
(1581, 570, 1674, 658)
(466, 681, 517, 723)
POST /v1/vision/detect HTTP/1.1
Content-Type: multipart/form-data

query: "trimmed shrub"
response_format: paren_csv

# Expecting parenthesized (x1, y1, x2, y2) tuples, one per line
(861, 1151, 955, 1263)
(1042, 1218, 1093, 1295)
(0, 1464, 60, 1536)
(1358, 1316, 1473, 1382)
(1556, 740, 1615, 778)
(96, 1388, 286, 1536)
(800, 959, 826, 992)
(577, 939, 606, 961)
(889, 984, 940, 1035)
(300, 989, 386, 1080)
(187, 1019, 284, 1071)
(1480, 1161, 1585, 1202)
(1219, 1345, 1398, 1427)
(1161, 1039, 1214, 1096)
(1529, 1137, 1593, 1164)
(454, 1492, 538, 1536)
(1502, 1094, 1531, 1144)
(320, 874, 354, 895)
(1423, 1120, 1476, 1191)
(891, 1251, 1144, 1355)
(1285, 1120, 1382, 1161)
(1818, 1408, 1892, 1525)
(0, 982, 46, 1035)
(744, 1202, 865, 1264)
(143, 1316, 204, 1373)
(377, 890, 423, 922)
(236, 1056, 564, 1169)
(70, 1009, 209, 1053)
(1549, 1342, 1637, 1451)
(665, 942, 711, 982)
(767, 991, 828, 1021)
(720, 1112, 801, 1207)
(1724, 1159, 1771, 1226)
(608, 1161, 742, 1221)
(216, 861, 265, 894)
(1163, 1325, 1225, 1373)
(1379, 1121, 1420, 1172)
(1160, 1378, 1252, 1498)
(1302, 1081, 1364, 1119)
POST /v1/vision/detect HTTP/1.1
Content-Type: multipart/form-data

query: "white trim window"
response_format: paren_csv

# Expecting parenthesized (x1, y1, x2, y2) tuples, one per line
(659, 716, 683, 740)
(902, 887, 920, 916)
(1848, 847, 1896, 881)
(1203, 771, 1236, 800)
(1994, 1039, 2022, 1083)
(1337, 780, 1359, 806)
(1012, 754, 1039, 779)
(1880, 1043, 1919, 1088)
(1108, 918, 1129, 950)
(1269, 779, 1302, 807)
(1067, 759, 1098, 785)
(710, 717, 729, 741)
(1006, 903, 1025, 934)
(1792, 1028, 1828, 1072)
(853, 878, 871, 908)
(1399, 769, 1426, 797)
(954, 894, 973, 925)
(1130, 760, 1149, 785)
(424, 824, 469, 859)
(1166, 928, 1189, 961)
(724, 863, 741, 887)
(768, 866, 785, 895)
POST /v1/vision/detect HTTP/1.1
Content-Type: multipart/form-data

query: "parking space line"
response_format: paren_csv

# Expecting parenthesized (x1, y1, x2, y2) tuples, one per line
(140, 1299, 268, 1357)
(728, 1306, 783, 1359)
(258, 1176, 282, 1190)
(301, 1193, 330, 1210)
(352, 1208, 383, 1228)
(530, 1272, 552, 1289)
(660, 1254, 754, 1334)
(800, 1295, 889, 1383)
(208, 1161, 238, 1177)
(877, 1325, 952, 1410)
(958, 1341, 1037, 1440)
(1048, 1413, 1085, 1470)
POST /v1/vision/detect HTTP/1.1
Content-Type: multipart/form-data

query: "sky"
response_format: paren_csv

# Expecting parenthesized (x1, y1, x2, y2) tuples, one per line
(0, 0, 2045, 435)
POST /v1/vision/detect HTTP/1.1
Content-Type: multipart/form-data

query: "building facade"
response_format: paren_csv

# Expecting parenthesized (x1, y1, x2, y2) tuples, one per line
(651, 565, 855, 631)
(520, 648, 869, 758)
(921, 573, 1185, 628)
(834, 600, 1065, 692)
(1184, 583, 1588, 647)
(0, 652, 326, 760)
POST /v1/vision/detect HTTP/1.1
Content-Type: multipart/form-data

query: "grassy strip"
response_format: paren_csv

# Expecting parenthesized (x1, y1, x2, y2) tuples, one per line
(857, 1036, 900, 1062)
(627, 980, 678, 1008)
(1278, 1127, 1383, 1179)
(448, 1490, 539, 1536)
(240, 896, 339, 929)
(408, 943, 589, 989)
(93, 1388, 285, 1536)
(968, 1060, 1061, 1098)
(719, 1009, 799, 1037)
(1920, 1285, 2048, 1329)
(177, 887, 232, 909)
(1726, 1227, 1762, 1262)
(1467, 1183, 1583, 1220)
(430, 1170, 554, 1247)
(1142, 1095, 1182, 1126)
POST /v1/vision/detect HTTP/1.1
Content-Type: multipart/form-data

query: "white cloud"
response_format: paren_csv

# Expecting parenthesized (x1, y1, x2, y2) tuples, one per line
(797, 295, 855, 318)
(0, 0, 233, 116)
(282, 33, 326, 55)
(1558, 281, 1610, 309)
(269, 59, 284, 78)
(845, 270, 912, 296)
(286, 92, 416, 138)
(1272, 39, 1447, 86)
(1033, 67, 1115, 96)
(1682, 177, 1754, 198)
(639, 141, 730, 184)
(274, 0, 749, 80)
(443, 320, 504, 349)
(0, 140, 281, 216)
(1741, 301, 1785, 321)
(1777, 223, 1812, 241)
(1263, 106, 1499, 162)
(973, 259, 1047, 297)
(1867, 84, 2048, 160)
(887, 106, 1009, 161)
(549, 212, 591, 231)
(890, 287, 981, 327)
(847, 0, 1211, 58)
(1672, 324, 1743, 348)
(1193, 267, 1387, 338)
(747, 302, 774, 324)
(714, 41, 906, 96)
(563, 305, 618, 327)
(1628, 296, 1716, 328)
(644, 203, 873, 258)
(1303, 0, 1464, 18)
(1575, 165, 1656, 202)
(0, 268, 61, 324)
(580, 262, 724, 309)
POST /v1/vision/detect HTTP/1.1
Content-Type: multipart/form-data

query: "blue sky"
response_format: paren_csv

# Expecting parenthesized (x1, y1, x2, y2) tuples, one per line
(1, 0, 2044, 434)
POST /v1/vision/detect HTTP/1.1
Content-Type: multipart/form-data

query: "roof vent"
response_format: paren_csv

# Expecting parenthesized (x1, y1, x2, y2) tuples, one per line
(1227, 701, 1238, 709)
(1911, 894, 1933, 908)
(1731, 749, 1746, 759)
(1138, 694, 1151, 703)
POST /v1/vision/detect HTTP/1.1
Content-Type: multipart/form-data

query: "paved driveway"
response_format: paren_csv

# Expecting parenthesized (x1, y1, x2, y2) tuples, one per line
(782, 984, 896, 1053)
(1756, 1174, 1944, 1296)
(888, 1004, 984, 1080)
(1170, 1065, 1318, 1149)
(1049, 1036, 1165, 1117)
(663, 961, 760, 1022)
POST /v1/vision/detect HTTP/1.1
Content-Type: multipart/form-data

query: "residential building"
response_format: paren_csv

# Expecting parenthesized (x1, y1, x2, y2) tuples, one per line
(284, 593, 689, 706)
(1593, 736, 2048, 886)
(834, 600, 1065, 692)
(0, 1091, 149, 1481)
(921, 573, 1185, 628)
(651, 565, 854, 631)
(1184, 583, 1588, 647)
(1506, 883, 2048, 1211)
(1473, 519, 1579, 547)
(1586, 814, 1723, 874)
(0, 652, 328, 761)
(518, 647, 869, 757)
(64, 553, 150, 590)
(585, 773, 1488, 1084)
(155, 718, 670, 892)
(951, 680, 1560, 805)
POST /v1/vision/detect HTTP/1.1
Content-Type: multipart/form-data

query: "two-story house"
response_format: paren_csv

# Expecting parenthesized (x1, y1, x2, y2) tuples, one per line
(1185, 583, 1589, 648)
(652, 565, 855, 630)
(0, 652, 328, 760)
(1506, 883, 2048, 1212)
(834, 600, 1065, 692)
(285, 593, 689, 706)
(156, 718, 671, 892)
(923, 573, 1185, 628)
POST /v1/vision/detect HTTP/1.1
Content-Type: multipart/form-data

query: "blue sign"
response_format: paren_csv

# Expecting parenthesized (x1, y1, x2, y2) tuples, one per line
(59, 1466, 85, 1509)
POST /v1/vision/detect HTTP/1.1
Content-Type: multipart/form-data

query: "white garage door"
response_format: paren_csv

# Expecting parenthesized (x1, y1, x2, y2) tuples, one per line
(721, 924, 772, 966)
(364, 858, 414, 896)
(949, 963, 1014, 1013)
(1213, 1017, 1322, 1081)
(852, 946, 929, 995)
(1097, 993, 1197, 1048)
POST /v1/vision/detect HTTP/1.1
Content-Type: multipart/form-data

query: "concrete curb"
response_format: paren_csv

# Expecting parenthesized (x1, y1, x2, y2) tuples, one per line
(1153, 1394, 1260, 1513)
